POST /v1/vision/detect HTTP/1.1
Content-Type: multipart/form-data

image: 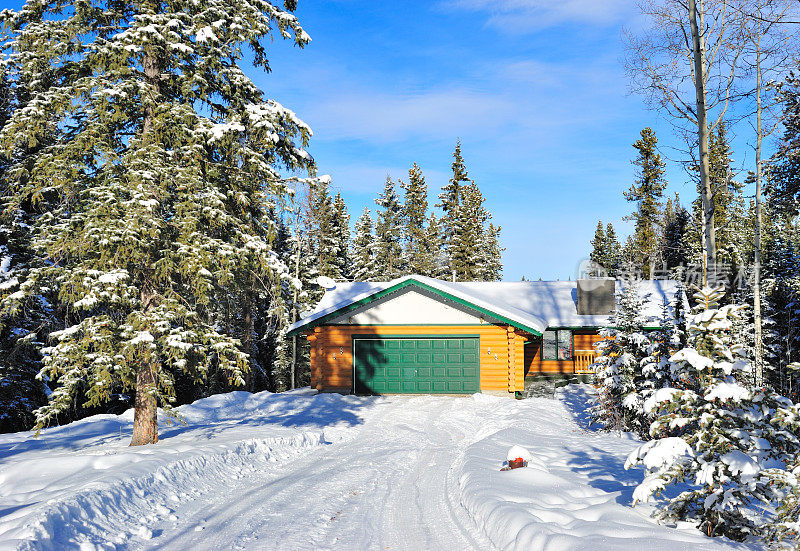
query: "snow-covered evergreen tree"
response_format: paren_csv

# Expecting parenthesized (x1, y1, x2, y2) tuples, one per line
(307, 178, 341, 282)
(625, 286, 800, 541)
(401, 163, 434, 276)
(661, 194, 691, 271)
(426, 213, 450, 280)
(634, 290, 686, 434)
(352, 208, 378, 281)
(590, 221, 608, 271)
(374, 177, 404, 280)
(332, 192, 351, 280)
(624, 128, 668, 278)
(592, 282, 651, 436)
(0, 0, 313, 445)
(479, 222, 503, 281)
(451, 182, 491, 281)
(0, 70, 52, 433)
(769, 74, 800, 217)
(438, 140, 470, 274)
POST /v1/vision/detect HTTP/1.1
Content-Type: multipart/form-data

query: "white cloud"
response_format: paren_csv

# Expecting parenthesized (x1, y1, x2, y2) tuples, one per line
(320, 164, 450, 196)
(305, 88, 516, 142)
(298, 54, 630, 149)
(441, 0, 633, 32)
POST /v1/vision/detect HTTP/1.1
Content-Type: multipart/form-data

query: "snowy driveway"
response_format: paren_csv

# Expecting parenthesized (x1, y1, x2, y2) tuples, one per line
(0, 388, 748, 550)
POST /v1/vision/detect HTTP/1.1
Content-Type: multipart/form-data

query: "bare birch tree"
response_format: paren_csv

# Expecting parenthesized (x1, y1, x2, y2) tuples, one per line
(739, 0, 800, 386)
(625, 0, 748, 284)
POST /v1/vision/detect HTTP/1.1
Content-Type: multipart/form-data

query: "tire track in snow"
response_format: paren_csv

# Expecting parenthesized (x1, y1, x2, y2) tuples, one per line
(20, 432, 332, 551)
(145, 396, 500, 550)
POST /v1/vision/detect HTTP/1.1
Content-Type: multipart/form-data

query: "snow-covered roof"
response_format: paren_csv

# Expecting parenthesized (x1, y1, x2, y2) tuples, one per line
(286, 275, 683, 337)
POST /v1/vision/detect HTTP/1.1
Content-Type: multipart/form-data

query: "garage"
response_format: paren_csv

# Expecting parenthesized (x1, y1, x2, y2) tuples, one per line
(353, 337, 480, 394)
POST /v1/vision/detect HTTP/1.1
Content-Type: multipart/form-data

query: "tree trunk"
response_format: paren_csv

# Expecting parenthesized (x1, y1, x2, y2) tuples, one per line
(754, 31, 764, 386)
(131, 45, 161, 446)
(131, 358, 159, 446)
(290, 202, 301, 390)
(688, 0, 717, 284)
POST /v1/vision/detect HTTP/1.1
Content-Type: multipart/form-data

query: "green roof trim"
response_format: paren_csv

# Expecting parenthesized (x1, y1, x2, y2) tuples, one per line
(286, 278, 544, 338)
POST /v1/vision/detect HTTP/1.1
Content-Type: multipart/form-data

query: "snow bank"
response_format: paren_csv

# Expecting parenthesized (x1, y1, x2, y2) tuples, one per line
(21, 432, 325, 550)
(0, 390, 375, 549)
(457, 386, 743, 551)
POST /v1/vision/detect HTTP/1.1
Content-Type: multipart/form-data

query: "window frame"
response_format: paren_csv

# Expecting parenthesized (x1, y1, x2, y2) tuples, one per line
(542, 329, 573, 361)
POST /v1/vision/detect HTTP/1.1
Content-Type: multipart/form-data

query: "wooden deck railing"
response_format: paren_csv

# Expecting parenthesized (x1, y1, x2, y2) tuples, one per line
(574, 350, 598, 374)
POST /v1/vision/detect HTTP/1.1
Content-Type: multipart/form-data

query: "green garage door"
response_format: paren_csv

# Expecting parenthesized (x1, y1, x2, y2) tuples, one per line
(354, 337, 480, 394)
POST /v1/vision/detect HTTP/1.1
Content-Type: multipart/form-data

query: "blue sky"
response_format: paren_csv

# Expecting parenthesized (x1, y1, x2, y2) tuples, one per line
(1, 0, 767, 280)
(259, 0, 697, 280)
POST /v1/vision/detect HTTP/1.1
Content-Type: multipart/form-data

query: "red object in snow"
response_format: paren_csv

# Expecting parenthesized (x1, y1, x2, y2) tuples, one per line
(501, 458, 527, 471)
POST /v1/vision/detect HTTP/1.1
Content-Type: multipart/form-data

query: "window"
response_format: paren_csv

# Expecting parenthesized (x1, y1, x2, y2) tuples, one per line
(543, 329, 572, 360)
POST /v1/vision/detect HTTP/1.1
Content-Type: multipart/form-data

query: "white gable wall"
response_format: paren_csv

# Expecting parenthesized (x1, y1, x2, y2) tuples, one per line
(328, 288, 483, 325)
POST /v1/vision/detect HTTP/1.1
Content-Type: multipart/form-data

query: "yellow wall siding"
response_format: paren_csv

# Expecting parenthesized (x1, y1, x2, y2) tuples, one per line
(305, 324, 514, 392)
(515, 334, 525, 391)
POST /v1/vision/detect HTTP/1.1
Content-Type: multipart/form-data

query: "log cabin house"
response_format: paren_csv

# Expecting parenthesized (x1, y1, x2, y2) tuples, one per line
(286, 275, 681, 397)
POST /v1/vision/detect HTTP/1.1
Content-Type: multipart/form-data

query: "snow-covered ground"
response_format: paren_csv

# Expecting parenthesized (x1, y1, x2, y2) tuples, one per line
(0, 386, 753, 550)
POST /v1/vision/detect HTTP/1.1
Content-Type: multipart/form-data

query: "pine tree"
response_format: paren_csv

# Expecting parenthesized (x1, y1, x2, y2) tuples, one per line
(307, 178, 340, 281)
(769, 74, 800, 217)
(438, 140, 471, 273)
(662, 194, 691, 270)
(708, 123, 745, 265)
(0, 71, 52, 433)
(351, 208, 378, 281)
(590, 221, 608, 270)
(589, 220, 621, 275)
(635, 291, 686, 433)
(401, 163, 433, 276)
(624, 128, 668, 278)
(479, 223, 503, 281)
(760, 210, 800, 399)
(332, 192, 351, 280)
(591, 282, 651, 436)
(374, 176, 403, 280)
(0, 0, 313, 445)
(605, 223, 621, 276)
(426, 213, 449, 279)
(625, 286, 800, 541)
(451, 182, 489, 281)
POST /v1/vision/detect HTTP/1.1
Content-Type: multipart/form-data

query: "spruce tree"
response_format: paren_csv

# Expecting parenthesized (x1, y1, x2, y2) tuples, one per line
(451, 182, 489, 281)
(426, 213, 449, 279)
(401, 163, 433, 276)
(307, 178, 340, 281)
(0, 0, 313, 445)
(708, 123, 745, 263)
(351, 208, 378, 281)
(438, 140, 471, 274)
(626, 286, 800, 541)
(769, 74, 800, 217)
(0, 71, 52, 433)
(332, 192, 351, 280)
(591, 282, 650, 436)
(590, 221, 608, 270)
(374, 176, 403, 280)
(662, 194, 691, 270)
(605, 223, 621, 276)
(479, 223, 503, 281)
(624, 128, 668, 278)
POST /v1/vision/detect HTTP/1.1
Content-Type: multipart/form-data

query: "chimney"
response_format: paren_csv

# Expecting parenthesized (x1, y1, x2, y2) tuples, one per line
(577, 279, 615, 315)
